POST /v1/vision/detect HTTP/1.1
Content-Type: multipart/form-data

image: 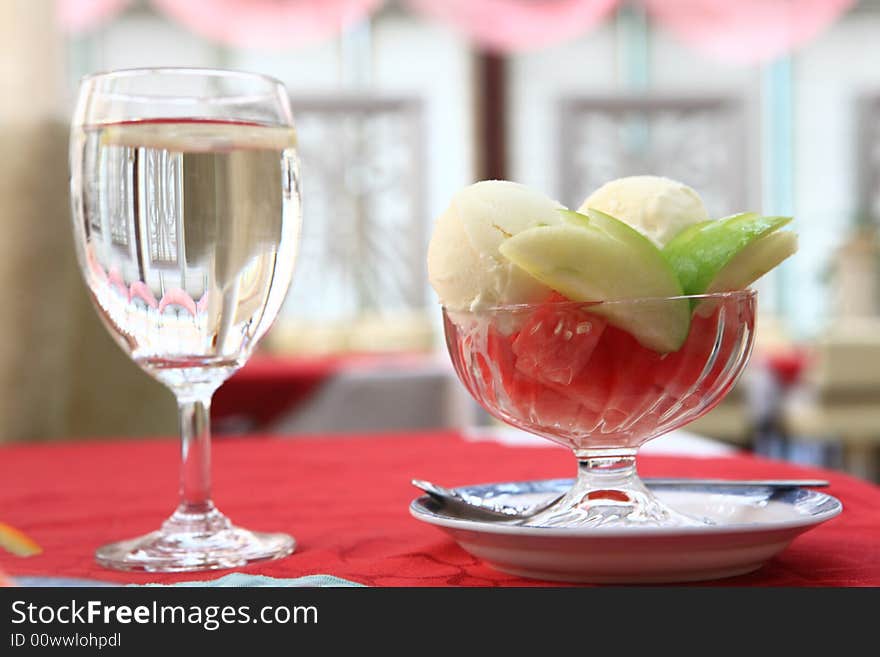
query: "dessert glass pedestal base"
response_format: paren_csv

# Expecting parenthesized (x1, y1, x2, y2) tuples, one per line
(525, 451, 706, 528)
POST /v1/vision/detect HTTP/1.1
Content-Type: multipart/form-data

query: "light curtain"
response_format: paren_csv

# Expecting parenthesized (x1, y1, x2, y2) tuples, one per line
(56, 0, 131, 33)
(58, 0, 384, 51)
(404, 0, 619, 53)
(57, 0, 856, 63)
(642, 0, 856, 65)
(150, 0, 384, 50)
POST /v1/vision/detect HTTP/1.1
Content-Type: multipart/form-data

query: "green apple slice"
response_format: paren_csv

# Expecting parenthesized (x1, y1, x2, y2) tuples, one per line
(663, 212, 794, 295)
(559, 208, 591, 229)
(706, 230, 798, 293)
(499, 221, 690, 353)
(582, 206, 672, 247)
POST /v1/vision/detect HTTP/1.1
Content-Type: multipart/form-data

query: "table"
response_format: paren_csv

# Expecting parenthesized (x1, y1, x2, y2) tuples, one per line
(1, 432, 878, 586)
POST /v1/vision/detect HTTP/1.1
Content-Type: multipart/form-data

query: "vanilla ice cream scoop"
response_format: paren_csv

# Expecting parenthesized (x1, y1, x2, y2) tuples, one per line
(427, 181, 564, 310)
(579, 176, 709, 247)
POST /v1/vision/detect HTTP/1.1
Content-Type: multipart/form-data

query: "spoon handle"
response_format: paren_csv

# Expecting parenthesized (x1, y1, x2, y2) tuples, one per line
(644, 478, 829, 488)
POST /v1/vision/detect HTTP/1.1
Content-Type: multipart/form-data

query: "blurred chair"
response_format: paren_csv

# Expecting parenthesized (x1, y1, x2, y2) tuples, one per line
(781, 119, 880, 480)
(686, 384, 751, 446)
(266, 357, 474, 435)
(557, 95, 747, 215)
(784, 320, 880, 481)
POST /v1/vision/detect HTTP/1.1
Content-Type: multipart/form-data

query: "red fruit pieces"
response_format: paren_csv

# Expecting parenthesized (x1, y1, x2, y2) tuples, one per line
(652, 310, 721, 400)
(483, 325, 519, 407)
(512, 373, 585, 431)
(563, 336, 615, 415)
(512, 299, 607, 386)
(601, 325, 666, 429)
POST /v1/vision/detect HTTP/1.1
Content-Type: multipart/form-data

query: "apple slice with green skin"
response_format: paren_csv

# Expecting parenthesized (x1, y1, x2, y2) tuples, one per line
(559, 208, 592, 229)
(706, 230, 798, 293)
(561, 207, 656, 245)
(662, 212, 794, 295)
(499, 214, 690, 353)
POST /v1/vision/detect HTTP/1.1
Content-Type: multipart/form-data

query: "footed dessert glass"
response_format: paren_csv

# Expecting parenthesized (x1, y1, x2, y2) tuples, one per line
(444, 290, 756, 528)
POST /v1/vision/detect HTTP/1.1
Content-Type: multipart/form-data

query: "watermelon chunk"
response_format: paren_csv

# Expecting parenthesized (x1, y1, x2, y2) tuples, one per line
(646, 301, 748, 426)
(454, 319, 584, 431)
(512, 293, 607, 385)
(652, 310, 722, 400)
(601, 325, 666, 430)
(485, 324, 519, 410)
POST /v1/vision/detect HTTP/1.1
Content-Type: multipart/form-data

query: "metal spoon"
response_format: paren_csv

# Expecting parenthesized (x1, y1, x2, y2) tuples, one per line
(411, 478, 830, 523)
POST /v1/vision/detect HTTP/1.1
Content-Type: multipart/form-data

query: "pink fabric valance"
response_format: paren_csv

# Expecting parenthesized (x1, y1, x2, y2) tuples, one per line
(57, 0, 856, 64)
(643, 0, 856, 65)
(56, 0, 131, 33)
(404, 0, 619, 53)
(149, 0, 384, 51)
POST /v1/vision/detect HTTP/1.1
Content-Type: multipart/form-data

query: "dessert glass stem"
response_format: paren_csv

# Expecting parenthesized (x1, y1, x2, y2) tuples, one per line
(526, 446, 704, 528)
(573, 448, 639, 492)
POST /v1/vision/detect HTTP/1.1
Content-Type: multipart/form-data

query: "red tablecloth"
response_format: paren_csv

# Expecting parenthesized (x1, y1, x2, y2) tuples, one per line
(1, 432, 877, 586)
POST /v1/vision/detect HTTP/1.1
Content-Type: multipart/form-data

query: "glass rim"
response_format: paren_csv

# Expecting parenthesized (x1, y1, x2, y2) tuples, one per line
(442, 288, 757, 313)
(77, 66, 288, 103)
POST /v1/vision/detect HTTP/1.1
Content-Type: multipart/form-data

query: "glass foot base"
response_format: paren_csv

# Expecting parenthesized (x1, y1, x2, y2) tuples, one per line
(95, 507, 295, 572)
(522, 451, 713, 529)
(525, 484, 710, 529)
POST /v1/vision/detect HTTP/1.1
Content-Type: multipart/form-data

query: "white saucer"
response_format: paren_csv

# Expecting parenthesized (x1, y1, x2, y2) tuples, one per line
(410, 479, 842, 584)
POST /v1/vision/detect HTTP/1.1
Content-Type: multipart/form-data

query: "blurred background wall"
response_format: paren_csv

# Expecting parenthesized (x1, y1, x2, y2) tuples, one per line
(2, 0, 880, 480)
(0, 1, 176, 442)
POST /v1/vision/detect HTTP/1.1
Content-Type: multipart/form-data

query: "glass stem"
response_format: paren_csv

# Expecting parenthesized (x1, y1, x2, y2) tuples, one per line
(527, 447, 704, 527)
(178, 394, 215, 515)
(572, 448, 643, 499)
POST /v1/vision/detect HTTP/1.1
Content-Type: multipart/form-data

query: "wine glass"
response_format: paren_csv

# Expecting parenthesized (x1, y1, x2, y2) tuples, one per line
(69, 68, 301, 571)
(444, 291, 756, 528)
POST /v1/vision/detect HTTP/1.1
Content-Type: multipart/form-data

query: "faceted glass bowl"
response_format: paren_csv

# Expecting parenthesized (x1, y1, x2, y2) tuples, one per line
(443, 290, 757, 528)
